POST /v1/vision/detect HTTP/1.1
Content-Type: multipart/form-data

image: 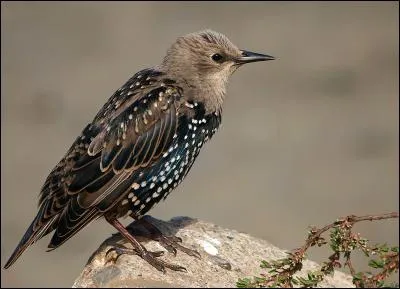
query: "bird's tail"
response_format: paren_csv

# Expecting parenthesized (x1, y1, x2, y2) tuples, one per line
(3, 216, 56, 269)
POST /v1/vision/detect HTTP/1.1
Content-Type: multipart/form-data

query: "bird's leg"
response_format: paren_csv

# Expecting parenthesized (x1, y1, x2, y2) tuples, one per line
(133, 215, 201, 259)
(105, 216, 187, 273)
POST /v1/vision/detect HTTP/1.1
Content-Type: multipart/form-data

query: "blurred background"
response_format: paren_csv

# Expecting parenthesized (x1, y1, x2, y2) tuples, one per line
(1, 1, 398, 287)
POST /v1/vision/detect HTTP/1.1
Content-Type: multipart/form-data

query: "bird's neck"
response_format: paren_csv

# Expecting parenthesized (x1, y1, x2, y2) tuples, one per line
(156, 65, 227, 114)
(197, 76, 226, 113)
(178, 73, 228, 114)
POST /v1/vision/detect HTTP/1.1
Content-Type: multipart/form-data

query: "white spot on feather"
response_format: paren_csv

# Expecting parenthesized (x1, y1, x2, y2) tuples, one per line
(185, 102, 194, 109)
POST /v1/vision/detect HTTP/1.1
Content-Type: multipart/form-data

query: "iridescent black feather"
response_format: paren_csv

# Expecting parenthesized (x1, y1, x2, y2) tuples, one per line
(4, 68, 221, 269)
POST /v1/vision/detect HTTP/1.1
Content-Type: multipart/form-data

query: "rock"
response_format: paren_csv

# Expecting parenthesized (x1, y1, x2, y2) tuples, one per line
(72, 216, 354, 288)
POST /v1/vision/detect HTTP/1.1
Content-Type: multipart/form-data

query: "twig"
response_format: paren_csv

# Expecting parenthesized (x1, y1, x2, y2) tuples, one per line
(297, 212, 399, 256)
(237, 212, 399, 288)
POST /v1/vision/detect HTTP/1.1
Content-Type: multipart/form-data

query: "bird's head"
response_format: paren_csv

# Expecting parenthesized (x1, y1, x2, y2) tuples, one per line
(160, 30, 274, 111)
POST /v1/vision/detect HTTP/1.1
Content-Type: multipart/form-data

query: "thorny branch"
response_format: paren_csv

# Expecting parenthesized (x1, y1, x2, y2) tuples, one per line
(298, 212, 399, 257)
(237, 212, 399, 288)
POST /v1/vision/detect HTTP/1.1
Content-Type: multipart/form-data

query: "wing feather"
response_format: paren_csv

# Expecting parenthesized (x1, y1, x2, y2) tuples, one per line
(5, 69, 183, 267)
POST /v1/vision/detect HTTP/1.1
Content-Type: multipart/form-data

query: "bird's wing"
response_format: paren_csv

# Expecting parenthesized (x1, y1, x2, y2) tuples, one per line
(5, 69, 183, 267)
(48, 70, 182, 248)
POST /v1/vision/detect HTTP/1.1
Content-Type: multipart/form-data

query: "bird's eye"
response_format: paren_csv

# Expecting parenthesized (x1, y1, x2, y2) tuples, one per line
(211, 53, 224, 63)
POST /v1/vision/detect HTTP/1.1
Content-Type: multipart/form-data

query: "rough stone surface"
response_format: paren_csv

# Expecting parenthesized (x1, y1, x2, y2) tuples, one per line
(73, 216, 354, 288)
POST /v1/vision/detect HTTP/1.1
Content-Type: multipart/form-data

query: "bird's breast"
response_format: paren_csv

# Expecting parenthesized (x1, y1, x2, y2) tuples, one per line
(112, 104, 221, 219)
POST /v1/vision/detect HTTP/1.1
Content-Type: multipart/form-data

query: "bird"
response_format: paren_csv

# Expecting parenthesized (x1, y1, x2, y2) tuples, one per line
(4, 29, 274, 272)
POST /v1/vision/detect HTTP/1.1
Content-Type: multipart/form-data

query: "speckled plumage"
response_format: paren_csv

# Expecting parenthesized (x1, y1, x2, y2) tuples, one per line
(5, 29, 274, 271)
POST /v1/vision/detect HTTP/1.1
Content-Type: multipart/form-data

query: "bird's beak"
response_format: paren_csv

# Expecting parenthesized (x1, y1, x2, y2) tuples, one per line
(236, 50, 275, 64)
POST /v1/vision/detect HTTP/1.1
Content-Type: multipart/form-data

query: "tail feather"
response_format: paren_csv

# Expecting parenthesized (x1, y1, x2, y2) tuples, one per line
(3, 216, 56, 269)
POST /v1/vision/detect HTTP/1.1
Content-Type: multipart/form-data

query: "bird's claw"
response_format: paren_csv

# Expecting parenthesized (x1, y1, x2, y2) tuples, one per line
(135, 217, 198, 258)
(157, 235, 201, 259)
(143, 250, 187, 273)
(104, 245, 165, 265)
(105, 246, 134, 265)
(104, 244, 186, 272)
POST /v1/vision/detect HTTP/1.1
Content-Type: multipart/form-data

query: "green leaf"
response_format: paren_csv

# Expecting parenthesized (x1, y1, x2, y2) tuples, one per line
(236, 278, 252, 288)
(254, 276, 266, 283)
(377, 280, 385, 288)
(260, 260, 271, 268)
(368, 259, 385, 269)
(353, 272, 363, 281)
(379, 244, 390, 253)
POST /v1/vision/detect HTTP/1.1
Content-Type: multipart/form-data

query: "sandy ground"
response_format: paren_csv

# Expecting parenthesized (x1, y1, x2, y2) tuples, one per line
(1, 2, 398, 287)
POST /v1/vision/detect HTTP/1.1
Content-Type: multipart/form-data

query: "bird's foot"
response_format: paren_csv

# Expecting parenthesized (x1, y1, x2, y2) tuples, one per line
(135, 217, 201, 259)
(105, 244, 187, 273)
(156, 235, 201, 259)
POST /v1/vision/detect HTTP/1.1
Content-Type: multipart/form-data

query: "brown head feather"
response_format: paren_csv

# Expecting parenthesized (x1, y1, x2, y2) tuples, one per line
(159, 30, 243, 113)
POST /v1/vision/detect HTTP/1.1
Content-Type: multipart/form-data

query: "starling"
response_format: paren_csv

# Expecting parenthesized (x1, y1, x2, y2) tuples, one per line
(4, 30, 274, 272)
